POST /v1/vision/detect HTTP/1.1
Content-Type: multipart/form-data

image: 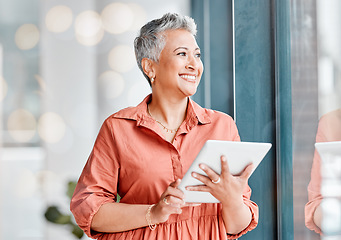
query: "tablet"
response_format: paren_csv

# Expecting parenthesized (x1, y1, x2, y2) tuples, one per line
(315, 141, 341, 159)
(178, 140, 272, 203)
(315, 141, 341, 179)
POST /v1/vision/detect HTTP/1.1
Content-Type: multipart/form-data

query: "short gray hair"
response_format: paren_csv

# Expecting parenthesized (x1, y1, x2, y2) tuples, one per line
(134, 13, 197, 85)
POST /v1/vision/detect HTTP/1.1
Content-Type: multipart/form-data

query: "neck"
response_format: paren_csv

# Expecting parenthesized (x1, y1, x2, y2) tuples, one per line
(148, 94, 188, 130)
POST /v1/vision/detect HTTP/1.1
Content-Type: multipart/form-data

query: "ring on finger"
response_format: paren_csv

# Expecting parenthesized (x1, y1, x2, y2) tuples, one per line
(163, 197, 170, 205)
(212, 176, 221, 184)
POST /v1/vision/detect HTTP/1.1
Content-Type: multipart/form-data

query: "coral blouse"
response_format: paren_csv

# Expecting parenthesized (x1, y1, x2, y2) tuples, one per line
(70, 95, 258, 240)
(305, 109, 341, 234)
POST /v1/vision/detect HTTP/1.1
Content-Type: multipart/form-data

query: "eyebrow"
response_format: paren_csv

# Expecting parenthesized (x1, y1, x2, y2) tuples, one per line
(173, 47, 200, 52)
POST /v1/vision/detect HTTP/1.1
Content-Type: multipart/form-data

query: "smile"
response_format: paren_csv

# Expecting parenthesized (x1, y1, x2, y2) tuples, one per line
(180, 74, 196, 82)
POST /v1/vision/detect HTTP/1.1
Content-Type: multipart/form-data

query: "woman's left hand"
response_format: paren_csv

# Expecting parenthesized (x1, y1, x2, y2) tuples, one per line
(185, 155, 254, 206)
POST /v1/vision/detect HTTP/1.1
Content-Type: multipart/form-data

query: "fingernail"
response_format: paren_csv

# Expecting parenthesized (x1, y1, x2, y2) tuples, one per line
(199, 164, 206, 170)
(192, 172, 197, 177)
(222, 156, 226, 162)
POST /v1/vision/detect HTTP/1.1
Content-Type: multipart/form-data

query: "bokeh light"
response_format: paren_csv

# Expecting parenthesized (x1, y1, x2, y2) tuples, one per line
(14, 169, 38, 198)
(0, 76, 8, 101)
(38, 112, 66, 143)
(101, 2, 134, 34)
(15, 24, 40, 50)
(98, 71, 125, 99)
(108, 45, 136, 73)
(7, 109, 37, 142)
(45, 5, 73, 33)
(36, 170, 63, 199)
(128, 81, 151, 106)
(47, 126, 74, 154)
(69, 102, 96, 138)
(127, 3, 147, 31)
(74, 10, 104, 46)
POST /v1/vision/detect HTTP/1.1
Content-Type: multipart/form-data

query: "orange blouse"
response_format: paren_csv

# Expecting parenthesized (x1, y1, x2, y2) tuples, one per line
(305, 109, 341, 234)
(70, 95, 258, 240)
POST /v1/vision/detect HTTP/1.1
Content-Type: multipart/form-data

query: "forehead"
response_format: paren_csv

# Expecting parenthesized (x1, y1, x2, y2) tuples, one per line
(162, 29, 199, 50)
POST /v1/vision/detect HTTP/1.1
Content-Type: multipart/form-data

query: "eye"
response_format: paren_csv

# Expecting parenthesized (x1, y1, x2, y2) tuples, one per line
(195, 53, 201, 58)
(177, 52, 186, 56)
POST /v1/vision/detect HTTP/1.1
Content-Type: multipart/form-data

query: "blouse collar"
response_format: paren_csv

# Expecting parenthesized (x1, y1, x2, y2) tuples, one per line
(113, 94, 211, 127)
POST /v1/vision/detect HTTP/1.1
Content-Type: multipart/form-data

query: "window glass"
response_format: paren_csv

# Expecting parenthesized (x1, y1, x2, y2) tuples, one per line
(291, 0, 341, 239)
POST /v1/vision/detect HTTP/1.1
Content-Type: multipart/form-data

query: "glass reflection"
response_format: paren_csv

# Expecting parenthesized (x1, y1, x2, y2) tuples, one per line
(291, 0, 341, 239)
(305, 109, 341, 237)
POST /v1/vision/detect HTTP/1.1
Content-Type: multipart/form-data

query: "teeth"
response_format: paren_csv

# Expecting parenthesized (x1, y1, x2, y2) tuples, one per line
(181, 75, 196, 80)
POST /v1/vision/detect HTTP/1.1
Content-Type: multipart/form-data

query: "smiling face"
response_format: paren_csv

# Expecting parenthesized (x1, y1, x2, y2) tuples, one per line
(151, 29, 203, 98)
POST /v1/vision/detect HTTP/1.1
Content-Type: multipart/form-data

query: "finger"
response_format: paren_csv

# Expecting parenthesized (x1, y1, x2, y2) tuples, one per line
(220, 155, 230, 175)
(169, 179, 182, 188)
(240, 163, 254, 180)
(185, 184, 211, 192)
(161, 186, 184, 200)
(161, 180, 185, 201)
(198, 164, 220, 183)
(184, 203, 201, 207)
(190, 171, 212, 186)
(163, 195, 185, 207)
(154, 202, 182, 218)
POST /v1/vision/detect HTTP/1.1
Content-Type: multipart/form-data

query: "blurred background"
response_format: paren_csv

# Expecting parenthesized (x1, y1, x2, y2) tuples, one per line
(0, 0, 340, 239)
(0, 0, 189, 239)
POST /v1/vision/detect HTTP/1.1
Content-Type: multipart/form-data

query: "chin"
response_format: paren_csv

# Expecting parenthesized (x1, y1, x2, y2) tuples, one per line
(182, 88, 198, 97)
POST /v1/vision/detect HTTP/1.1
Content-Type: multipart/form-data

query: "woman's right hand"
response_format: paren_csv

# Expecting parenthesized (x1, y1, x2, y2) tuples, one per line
(151, 179, 186, 224)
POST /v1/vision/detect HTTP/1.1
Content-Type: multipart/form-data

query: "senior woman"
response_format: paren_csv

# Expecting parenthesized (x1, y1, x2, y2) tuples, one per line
(70, 13, 258, 240)
(305, 108, 341, 234)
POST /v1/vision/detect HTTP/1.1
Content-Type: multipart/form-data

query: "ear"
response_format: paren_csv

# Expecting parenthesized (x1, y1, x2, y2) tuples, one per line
(141, 58, 156, 78)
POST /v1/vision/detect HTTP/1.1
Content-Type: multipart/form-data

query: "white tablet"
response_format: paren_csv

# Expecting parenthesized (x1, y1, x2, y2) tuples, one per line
(315, 141, 341, 159)
(315, 141, 341, 180)
(178, 140, 272, 203)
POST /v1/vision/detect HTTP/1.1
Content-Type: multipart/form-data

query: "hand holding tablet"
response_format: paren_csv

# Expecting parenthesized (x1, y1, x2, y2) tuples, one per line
(178, 140, 272, 203)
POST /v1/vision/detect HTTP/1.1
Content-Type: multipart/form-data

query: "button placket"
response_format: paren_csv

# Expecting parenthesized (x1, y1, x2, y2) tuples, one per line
(169, 148, 182, 180)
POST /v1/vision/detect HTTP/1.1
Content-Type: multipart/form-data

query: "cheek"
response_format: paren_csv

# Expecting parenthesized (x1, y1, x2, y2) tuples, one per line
(195, 59, 203, 75)
(197, 63, 204, 79)
(161, 61, 179, 74)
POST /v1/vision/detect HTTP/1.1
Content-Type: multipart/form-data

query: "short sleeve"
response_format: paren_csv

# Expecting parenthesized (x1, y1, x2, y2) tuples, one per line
(70, 119, 119, 239)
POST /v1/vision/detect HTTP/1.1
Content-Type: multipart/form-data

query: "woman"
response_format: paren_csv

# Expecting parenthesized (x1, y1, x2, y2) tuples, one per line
(305, 108, 341, 234)
(70, 13, 258, 240)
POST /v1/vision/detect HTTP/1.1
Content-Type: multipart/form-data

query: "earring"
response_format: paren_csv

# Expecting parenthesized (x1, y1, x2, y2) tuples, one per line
(151, 77, 155, 84)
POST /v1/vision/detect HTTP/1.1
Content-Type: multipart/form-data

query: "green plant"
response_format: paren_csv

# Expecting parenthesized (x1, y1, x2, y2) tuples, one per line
(44, 181, 84, 239)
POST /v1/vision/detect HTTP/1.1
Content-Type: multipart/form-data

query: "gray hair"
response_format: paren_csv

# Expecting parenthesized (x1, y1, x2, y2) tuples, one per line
(134, 13, 197, 85)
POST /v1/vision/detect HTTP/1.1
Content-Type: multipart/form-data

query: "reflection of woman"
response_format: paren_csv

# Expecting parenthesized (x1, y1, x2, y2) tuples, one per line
(305, 108, 341, 234)
(70, 13, 258, 240)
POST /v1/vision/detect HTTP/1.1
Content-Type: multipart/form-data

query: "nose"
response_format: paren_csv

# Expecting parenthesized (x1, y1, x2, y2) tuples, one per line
(186, 54, 200, 71)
